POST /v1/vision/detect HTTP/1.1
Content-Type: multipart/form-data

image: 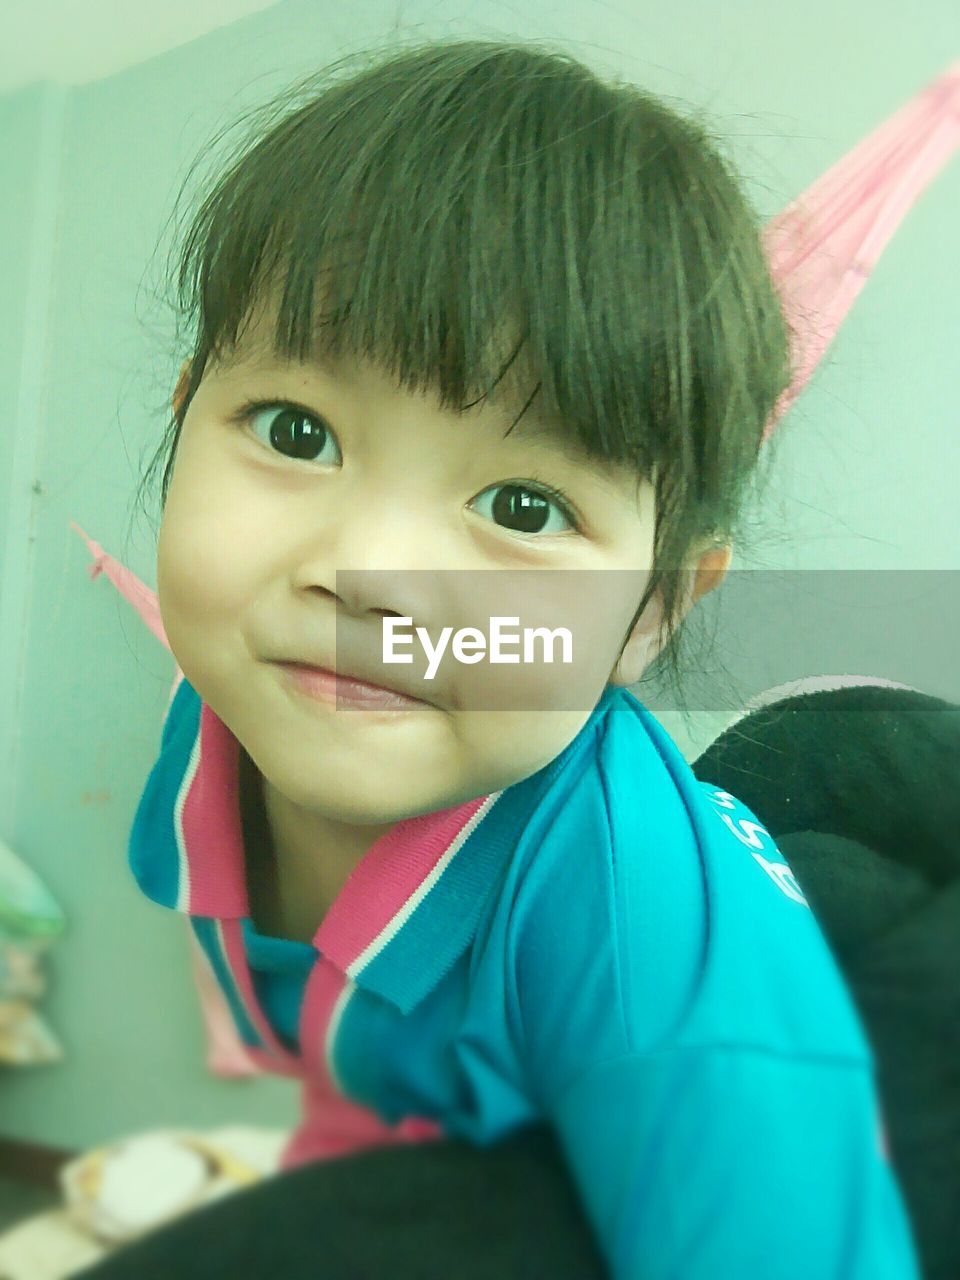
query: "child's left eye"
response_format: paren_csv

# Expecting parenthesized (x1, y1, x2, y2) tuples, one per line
(233, 400, 342, 466)
(469, 482, 578, 537)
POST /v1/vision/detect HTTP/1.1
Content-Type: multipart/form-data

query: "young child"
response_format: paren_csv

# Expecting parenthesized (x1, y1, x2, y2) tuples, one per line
(124, 38, 921, 1278)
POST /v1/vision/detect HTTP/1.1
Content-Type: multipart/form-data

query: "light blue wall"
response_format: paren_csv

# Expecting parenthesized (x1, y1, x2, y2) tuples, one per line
(1, 0, 957, 1150)
(0, 86, 44, 578)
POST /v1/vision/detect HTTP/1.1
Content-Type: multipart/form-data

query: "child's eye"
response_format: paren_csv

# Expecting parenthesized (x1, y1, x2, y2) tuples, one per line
(468, 482, 579, 537)
(230, 399, 580, 537)
(233, 399, 342, 466)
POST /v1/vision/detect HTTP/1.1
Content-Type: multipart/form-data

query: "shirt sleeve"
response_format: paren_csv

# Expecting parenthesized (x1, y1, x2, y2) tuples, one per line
(506, 698, 922, 1279)
(546, 1045, 920, 1280)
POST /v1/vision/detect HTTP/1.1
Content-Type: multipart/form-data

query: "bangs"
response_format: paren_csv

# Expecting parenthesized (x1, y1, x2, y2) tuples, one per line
(175, 39, 790, 487)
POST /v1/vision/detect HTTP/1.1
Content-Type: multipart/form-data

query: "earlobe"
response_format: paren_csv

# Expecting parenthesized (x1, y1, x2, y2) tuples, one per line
(690, 544, 733, 605)
(608, 632, 657, 689)
(607, 543, 733, 690)
(607, 595, 664, 689)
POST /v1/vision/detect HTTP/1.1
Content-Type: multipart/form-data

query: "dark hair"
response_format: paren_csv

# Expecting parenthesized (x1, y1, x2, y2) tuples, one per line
(134, 36, 793, 722)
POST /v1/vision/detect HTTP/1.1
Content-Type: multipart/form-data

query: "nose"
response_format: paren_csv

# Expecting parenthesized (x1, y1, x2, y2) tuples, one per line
(308, 521, 454, 702)
(329, 568, 425, 623)
(294, 485, 447, 622)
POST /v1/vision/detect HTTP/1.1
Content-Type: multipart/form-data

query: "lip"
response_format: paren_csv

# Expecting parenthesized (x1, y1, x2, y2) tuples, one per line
(274, 661, 433, 711)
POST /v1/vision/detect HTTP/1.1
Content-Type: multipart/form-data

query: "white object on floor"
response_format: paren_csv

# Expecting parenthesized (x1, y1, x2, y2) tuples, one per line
(0, 1125, 290, 1280)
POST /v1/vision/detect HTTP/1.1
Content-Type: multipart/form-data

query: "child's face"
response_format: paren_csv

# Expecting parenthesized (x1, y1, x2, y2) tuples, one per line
(157, 295, 728, 827)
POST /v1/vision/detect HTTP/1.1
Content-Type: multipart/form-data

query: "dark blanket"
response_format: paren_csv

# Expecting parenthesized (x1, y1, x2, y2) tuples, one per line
(693, 683, 960, 1280)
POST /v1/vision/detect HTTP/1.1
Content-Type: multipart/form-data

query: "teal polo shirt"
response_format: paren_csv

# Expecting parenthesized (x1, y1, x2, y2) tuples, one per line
(127, 670, 921, 1279)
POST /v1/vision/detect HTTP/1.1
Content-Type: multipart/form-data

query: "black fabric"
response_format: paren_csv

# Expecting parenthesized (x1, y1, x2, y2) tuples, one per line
(692, 685, 960, 887)
(76, 1125, 606, 1280)
(693, 686, 960, 1280)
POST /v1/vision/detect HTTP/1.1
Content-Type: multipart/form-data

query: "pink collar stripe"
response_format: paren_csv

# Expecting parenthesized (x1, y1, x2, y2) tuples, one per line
(176, 705, 249, 919)
(313, 794, 501, 976)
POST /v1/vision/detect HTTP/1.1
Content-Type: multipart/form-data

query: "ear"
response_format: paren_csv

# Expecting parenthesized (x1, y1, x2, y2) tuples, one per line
(172, 359, 192, 419)
(688, 541, 733, 606)
(608, 542, 733, 688)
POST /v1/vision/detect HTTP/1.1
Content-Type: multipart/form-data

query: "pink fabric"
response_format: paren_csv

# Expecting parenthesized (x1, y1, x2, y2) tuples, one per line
(177, 706, 250, 919)
(71, 59, 960, 1077)
(283, 954, 442, 1169)
(185, 926, 260, 1076)
(217, 918, 304, 1072)
(76, 529, 170, 649)
(162, 684, 459, 1161)
(314, 795, 494, 969)
(762, 60, 960, 440)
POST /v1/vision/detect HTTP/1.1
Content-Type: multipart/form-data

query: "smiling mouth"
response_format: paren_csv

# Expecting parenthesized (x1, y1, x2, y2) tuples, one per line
(273, 661, 433, 710)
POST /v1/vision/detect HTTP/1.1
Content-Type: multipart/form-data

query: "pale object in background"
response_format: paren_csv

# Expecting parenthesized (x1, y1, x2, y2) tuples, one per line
(0, 1001, 62, 1065)
(0, 940, 47, 1001)
(69, 56, 960, 1078)
(59, 1126, 286, 1243)
(0, 1126, 290, 1280)
(0, 837, 65, 1066)
(0, 839, 64, 944)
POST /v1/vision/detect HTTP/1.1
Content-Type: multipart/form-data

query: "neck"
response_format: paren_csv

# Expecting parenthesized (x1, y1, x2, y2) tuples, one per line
(237, 748, 398, 941)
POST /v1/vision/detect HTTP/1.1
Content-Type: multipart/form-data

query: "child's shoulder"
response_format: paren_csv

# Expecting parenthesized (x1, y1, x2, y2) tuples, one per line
(499, 687, 874, 1070)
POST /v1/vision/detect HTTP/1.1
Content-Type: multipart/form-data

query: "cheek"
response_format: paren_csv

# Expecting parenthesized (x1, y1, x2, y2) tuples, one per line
(156, 460, 248, 645)
(444, 571, 647, 713)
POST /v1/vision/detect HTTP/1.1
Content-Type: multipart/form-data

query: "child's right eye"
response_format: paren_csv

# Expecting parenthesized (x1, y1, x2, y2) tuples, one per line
(228, 398, 583, 540)
(233, 399, 342, 466)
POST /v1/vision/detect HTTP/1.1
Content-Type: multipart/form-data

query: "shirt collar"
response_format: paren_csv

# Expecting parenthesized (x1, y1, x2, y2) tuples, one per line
(130, 675, 619, 1014)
